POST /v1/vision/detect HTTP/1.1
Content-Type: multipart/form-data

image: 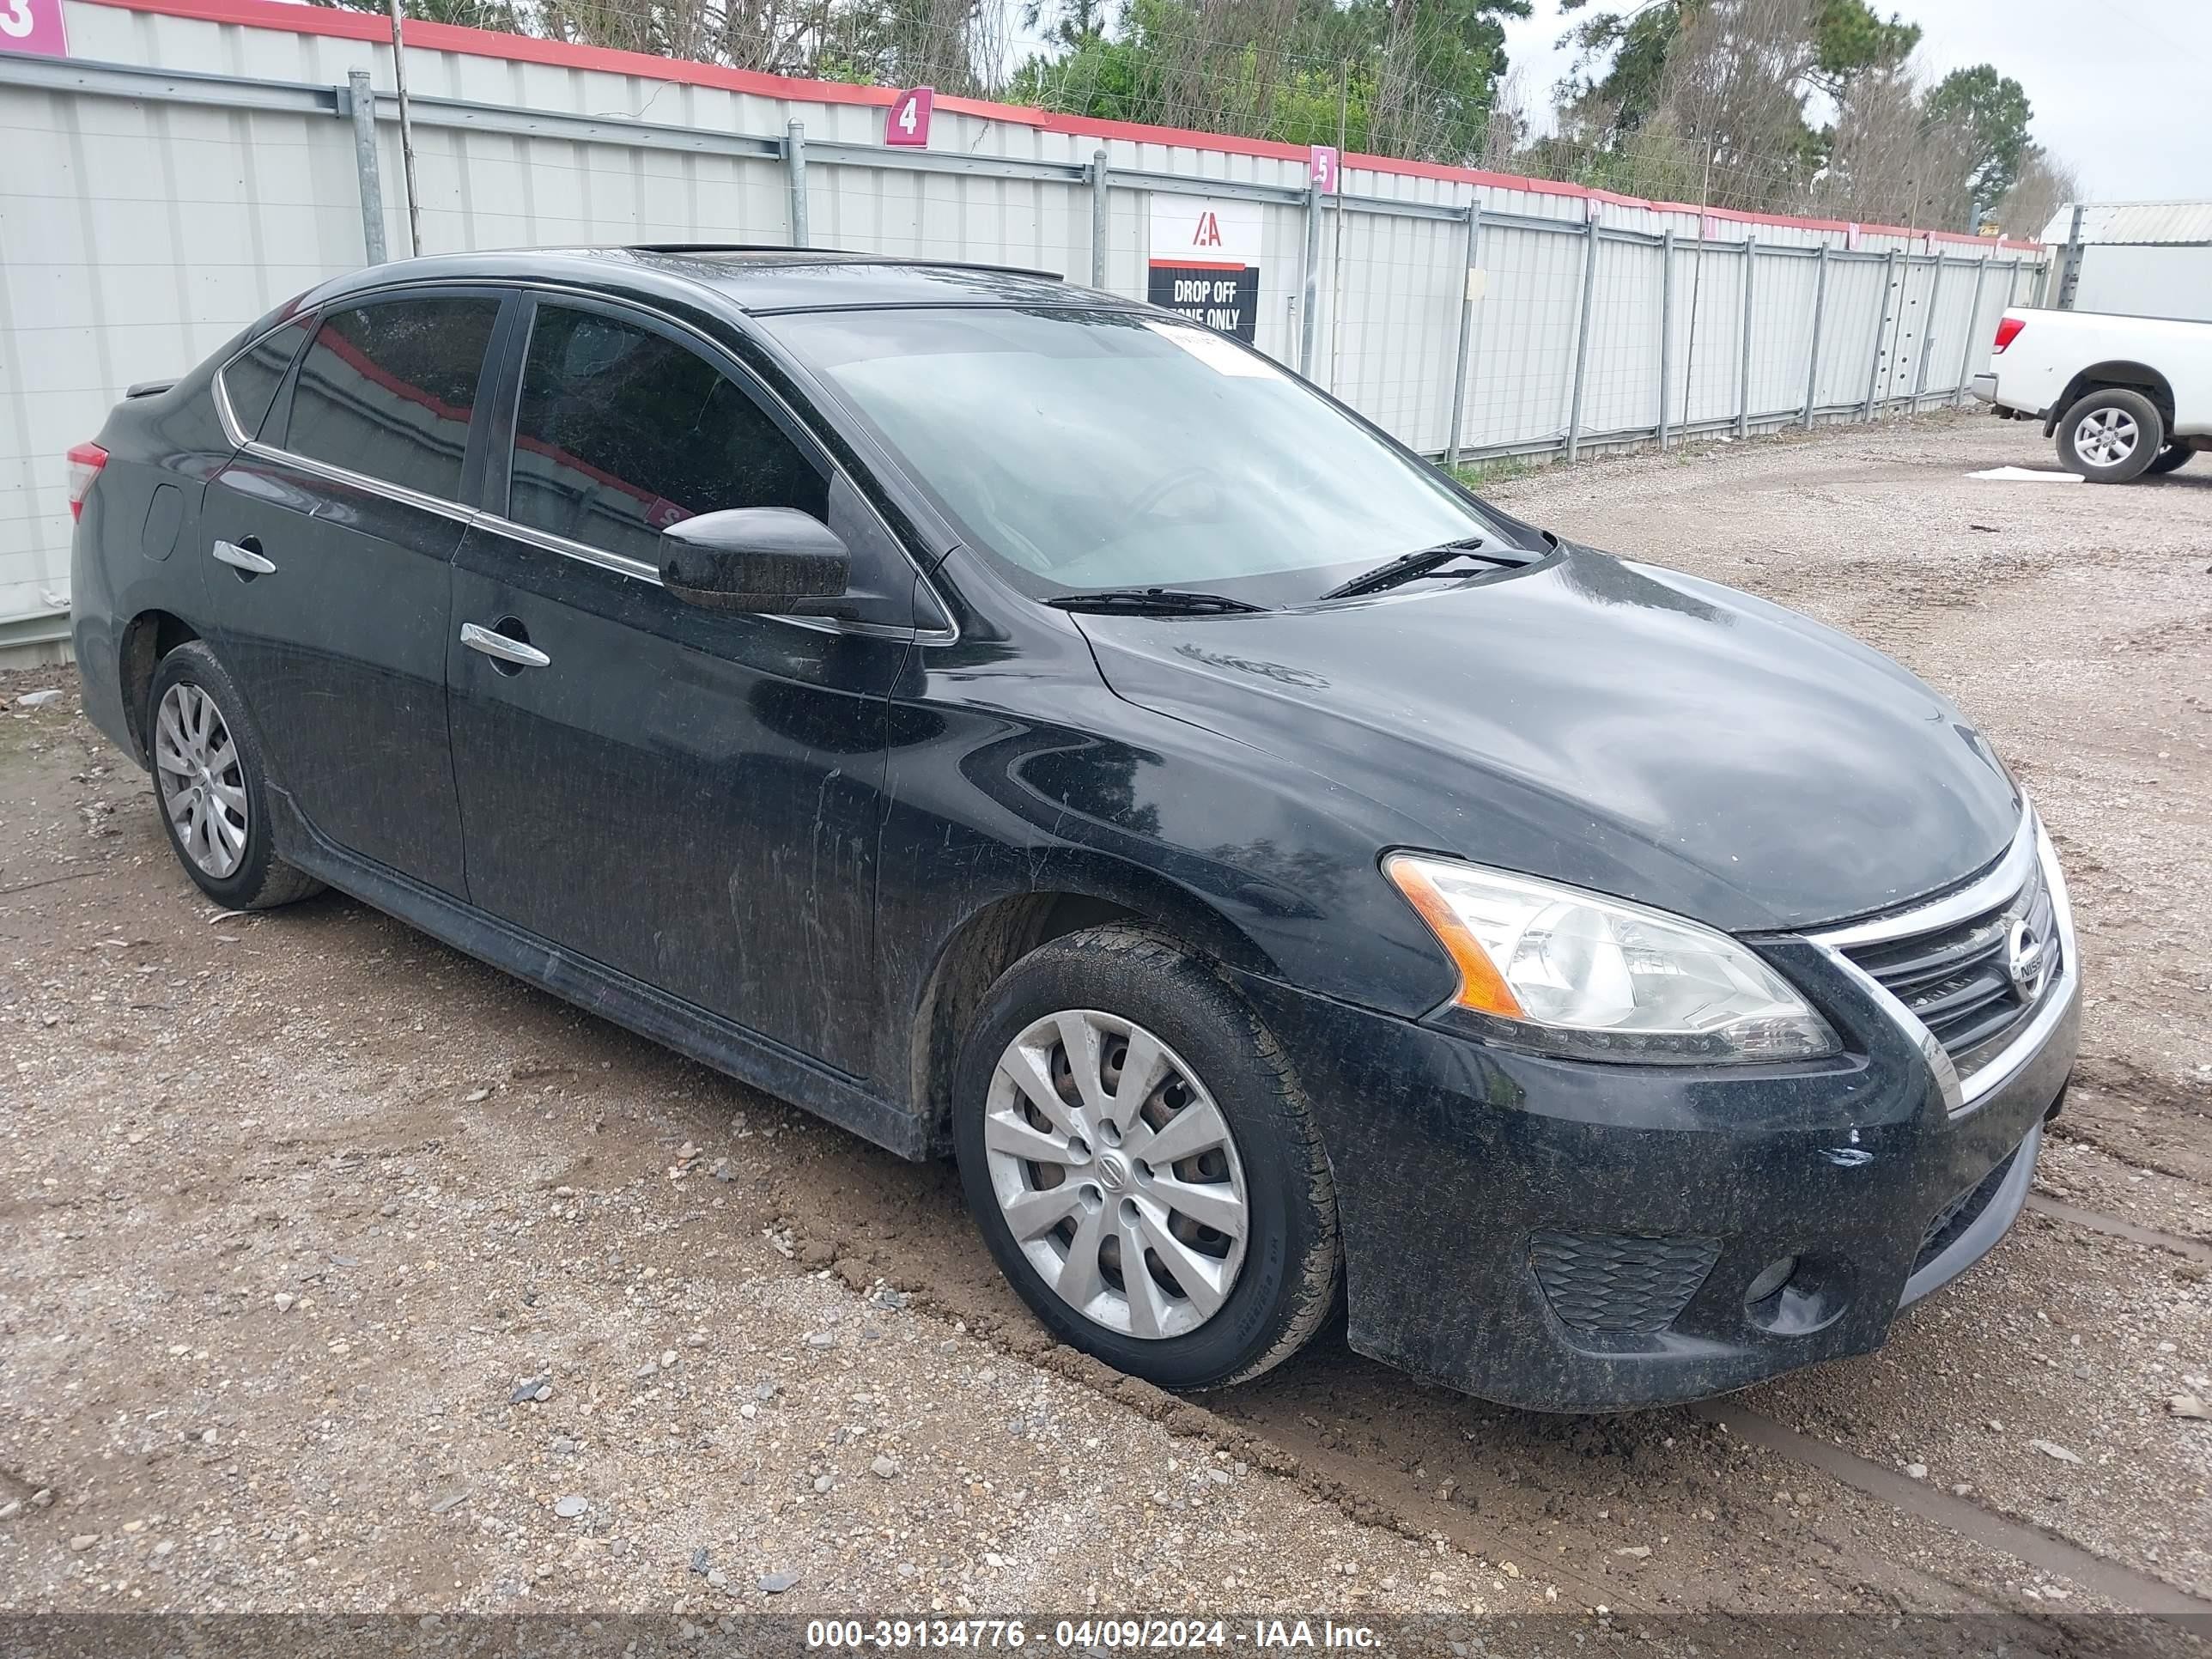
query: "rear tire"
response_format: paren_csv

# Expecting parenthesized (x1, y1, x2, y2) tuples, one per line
(146, 641, 325, 912)
(2147, 443, 2195, 476)
(2056, 387, 2164, 483)
(952, 925, 1340, 1390)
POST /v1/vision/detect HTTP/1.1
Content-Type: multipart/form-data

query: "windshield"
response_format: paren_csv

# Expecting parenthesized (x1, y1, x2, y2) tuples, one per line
(763, 306, 1499, 607)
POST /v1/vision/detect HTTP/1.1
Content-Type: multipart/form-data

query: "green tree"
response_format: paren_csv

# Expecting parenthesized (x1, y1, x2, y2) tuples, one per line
(1011, 0, 1527, 163)
(1924, 63, 2035, 222)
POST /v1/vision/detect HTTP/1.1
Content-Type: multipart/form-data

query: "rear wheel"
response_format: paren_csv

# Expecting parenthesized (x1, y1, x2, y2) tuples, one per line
(953, 926, 1339, 1390)
(2147, 443, 2196, 476)
(146, 641, 324, 911)
(2056, 386, 2164, 483)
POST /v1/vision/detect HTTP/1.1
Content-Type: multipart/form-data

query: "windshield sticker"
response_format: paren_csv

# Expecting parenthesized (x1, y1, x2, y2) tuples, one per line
(1144, 320, 1278, 378)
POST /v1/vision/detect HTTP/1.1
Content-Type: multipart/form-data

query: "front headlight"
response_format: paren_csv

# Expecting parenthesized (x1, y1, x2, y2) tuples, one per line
(1384, 854, 1840, 1064)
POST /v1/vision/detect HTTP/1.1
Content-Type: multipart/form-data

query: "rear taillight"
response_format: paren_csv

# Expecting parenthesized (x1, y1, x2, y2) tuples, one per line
(1993, 316, 2025, 354)
(66, 442, 107, 521)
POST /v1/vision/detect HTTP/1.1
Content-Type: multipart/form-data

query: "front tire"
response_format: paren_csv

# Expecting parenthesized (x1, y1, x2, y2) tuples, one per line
(2057, 387, 2164, 483)
(953, 926, 1340, 1390)
(146, 641, 324, 911)
(2147, 443, 2195, 476)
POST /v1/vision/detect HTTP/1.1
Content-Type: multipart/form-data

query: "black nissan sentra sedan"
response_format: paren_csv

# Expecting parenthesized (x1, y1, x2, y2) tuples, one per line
(69, 248, 2078, 1410)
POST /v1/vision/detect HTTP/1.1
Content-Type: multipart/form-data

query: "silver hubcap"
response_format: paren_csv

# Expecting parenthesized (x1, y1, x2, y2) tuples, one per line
(154, 683, 247, 879)
(2076, 407, 2139, 467)
(983, 1010, 1249, 1340)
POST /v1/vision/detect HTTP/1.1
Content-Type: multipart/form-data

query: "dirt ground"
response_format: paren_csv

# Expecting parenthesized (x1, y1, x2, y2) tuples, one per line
(4, 410, 2211, 1633)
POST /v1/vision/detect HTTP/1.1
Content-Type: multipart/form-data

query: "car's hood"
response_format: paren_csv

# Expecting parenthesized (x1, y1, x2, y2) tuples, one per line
(1071, 544, 2022, 933)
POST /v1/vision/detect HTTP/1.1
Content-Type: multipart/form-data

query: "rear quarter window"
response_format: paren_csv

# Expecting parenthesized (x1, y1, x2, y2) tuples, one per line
(280, 297, 501, 501)
(218, 319, 311, 441)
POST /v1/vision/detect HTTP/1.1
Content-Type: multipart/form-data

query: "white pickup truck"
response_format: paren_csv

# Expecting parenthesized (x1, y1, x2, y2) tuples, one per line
(1969, 307, 2212, 482)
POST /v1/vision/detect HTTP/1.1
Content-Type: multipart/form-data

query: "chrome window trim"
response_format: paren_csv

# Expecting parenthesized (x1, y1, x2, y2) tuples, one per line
(1810, 808, 2079, 1116)
(474, 509, 656, 582)
(240, 439, 483, 528)
(1810, 811, 2039, 949)
(211, 362, 250, 449)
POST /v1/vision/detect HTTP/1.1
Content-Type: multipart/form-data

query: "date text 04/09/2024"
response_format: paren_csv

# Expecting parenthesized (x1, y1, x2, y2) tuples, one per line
(802, 1620, 1383, 1650)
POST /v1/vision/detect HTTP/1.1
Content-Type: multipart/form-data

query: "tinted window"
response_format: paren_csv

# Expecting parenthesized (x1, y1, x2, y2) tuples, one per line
(283, 297, 501, 501)
(221, 319, 310, 441)
(507, 304, 827, 565)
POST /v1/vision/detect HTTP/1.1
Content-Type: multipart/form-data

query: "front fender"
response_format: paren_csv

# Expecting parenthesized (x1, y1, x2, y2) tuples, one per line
(869, 658, 1456, 1101)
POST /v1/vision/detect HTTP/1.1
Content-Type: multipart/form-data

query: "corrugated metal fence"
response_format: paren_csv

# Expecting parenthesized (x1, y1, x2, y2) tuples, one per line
(0, 0, 2047, 655)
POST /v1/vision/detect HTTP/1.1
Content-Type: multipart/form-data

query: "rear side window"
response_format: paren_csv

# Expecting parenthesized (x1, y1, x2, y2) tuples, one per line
(507, 303, 828, 565)
(220, 319, 311, 441)
(282, 297, 501, 501)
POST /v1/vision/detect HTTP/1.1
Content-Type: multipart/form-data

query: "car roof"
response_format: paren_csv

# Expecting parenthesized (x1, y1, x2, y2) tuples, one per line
(301, 246, 1115, 319)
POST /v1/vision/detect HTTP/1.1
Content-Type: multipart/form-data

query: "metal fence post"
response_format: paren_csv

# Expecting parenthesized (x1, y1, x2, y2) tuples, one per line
(1912, 253, 1944, 410)
(1297, 182, 1323, 379)
(1802, 242, 1828, 428)
(785, 120, 810, 247)
(345, 69, 387, 267)
(1657, 228, 1674, 451)
(1954, 256, 1988, 405)
(1444, 200, 1481, 471)
(1564, 213, 1600, 463)
(1863, 247, 1898, 420)
(385, 0, 422, 257)
(1735, 239, 1755, 438)
(2056, 204, 2085, 310)
(1089, 149, 1109, 289)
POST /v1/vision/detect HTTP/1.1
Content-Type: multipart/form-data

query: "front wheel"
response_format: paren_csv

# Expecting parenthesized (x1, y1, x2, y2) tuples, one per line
(2147, 443, 2196, 476)
(953, 926, 1340, 1390)
(2056, 387, 2165, 483)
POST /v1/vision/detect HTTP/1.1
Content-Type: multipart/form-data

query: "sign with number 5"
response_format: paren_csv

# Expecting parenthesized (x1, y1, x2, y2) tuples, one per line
(0, 0, 67, 58)
(884, 86, 933, 149)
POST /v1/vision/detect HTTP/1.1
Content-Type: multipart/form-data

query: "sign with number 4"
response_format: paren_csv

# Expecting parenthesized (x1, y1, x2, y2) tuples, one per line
(884, 87, 933, 149)
(0, 0, 67, 57)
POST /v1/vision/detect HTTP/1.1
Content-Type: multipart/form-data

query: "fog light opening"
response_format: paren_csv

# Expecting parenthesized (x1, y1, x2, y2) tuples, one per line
(1744, 1255, 1799, 1308)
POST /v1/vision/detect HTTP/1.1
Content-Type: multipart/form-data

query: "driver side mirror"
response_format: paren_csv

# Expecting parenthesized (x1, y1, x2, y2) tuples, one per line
(659, 507, 852, 615)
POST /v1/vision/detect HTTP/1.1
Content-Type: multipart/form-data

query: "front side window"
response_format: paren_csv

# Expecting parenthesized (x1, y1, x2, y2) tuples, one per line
(282, 296, 501, 501)
(763, 306, 1500, 607)
(507, 304, 828, 566)
(221, 318, 311, 441)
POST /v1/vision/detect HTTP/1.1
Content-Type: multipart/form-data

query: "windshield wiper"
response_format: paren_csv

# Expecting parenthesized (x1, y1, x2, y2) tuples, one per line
(1319, 537, 1505, 601)
(1045, 587, 1267, 615)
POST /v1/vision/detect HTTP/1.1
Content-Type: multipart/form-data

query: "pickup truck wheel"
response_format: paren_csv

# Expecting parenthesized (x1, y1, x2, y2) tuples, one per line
(953, 925, 1340, 1391)
(2057, 387, 2164, 483)
(2147, 444, 2195, 476)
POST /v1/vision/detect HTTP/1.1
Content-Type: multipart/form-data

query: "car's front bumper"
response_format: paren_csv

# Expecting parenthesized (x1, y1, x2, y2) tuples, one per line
(1235, 820, 2080, 1412)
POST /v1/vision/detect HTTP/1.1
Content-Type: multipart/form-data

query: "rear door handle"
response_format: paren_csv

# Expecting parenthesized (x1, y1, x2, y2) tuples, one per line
(460, 621, 550, 670)
(210, 538, 276, 574)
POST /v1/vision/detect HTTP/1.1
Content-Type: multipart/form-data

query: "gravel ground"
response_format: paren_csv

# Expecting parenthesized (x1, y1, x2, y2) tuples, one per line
(3, 407, 2211, 1631)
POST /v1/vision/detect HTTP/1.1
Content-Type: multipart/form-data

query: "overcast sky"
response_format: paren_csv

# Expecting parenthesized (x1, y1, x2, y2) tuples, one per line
(1498, 0, 2212, 204)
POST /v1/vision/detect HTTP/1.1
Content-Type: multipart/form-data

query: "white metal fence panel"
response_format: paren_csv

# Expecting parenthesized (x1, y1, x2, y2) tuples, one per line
(0, 0, 2047, 651)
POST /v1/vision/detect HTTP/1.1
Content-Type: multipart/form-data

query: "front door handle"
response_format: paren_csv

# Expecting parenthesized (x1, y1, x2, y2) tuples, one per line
(210, 538, 276, 574)
(460, 621, 550, 671)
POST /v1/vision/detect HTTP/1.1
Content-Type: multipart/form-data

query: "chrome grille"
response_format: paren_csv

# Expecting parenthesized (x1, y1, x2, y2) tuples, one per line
(1842, 859, 2058, 1076)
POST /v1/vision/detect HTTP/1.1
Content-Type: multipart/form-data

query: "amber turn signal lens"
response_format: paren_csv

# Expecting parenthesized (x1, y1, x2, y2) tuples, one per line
(1383, 854, 1525, 1018)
